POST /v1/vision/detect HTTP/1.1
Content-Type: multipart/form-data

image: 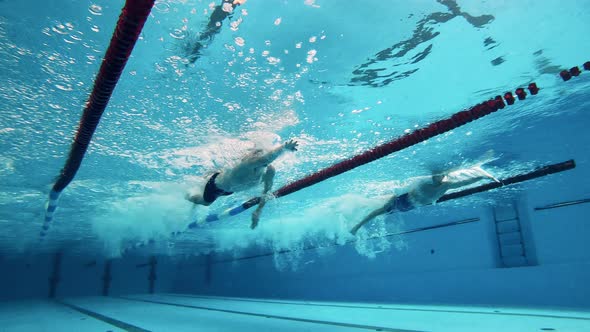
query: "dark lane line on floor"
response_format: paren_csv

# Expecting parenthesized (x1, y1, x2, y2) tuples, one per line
(56, 300, 151, 332)
(164, 293, 590, 321)
(117, 296, 423, 332)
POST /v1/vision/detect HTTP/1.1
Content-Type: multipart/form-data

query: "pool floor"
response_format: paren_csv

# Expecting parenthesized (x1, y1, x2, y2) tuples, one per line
(1, 294, 589, 331)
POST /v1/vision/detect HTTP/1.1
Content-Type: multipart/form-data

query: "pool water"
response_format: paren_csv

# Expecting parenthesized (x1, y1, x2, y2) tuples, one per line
(0, 0, 589, 331)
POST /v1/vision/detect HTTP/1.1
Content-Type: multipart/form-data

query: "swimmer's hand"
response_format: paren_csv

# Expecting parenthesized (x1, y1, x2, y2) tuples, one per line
(477, 167, 501, 183)
(284, 139, 298, 152)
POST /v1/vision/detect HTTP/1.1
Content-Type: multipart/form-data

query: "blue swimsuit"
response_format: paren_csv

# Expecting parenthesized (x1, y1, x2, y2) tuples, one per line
(385, 193, 415, 214)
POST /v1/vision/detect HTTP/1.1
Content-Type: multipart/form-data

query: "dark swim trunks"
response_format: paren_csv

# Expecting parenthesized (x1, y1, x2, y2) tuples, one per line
(203, 173, 233, 203)
(385, 193, 415, 214)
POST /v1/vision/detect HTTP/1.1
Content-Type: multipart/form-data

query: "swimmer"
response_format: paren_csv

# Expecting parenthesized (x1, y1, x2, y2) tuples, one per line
(186, 139, 298, 229)
(187, 0, 246, 63)
(350, 164, 500, 235)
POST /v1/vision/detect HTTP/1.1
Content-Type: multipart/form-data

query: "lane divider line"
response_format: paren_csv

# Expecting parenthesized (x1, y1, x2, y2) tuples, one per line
(56, 300, 151, 332)
(117, 296, 423, 332)
(162, 293, 590, 321)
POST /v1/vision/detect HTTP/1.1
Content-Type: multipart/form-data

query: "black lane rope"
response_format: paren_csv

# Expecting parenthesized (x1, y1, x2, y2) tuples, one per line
(42, 0, 155, 238)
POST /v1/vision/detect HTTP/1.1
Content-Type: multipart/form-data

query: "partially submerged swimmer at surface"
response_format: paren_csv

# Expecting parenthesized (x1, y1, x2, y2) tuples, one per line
(186, 0, 246, 63)
(186, 139, 298, 229)
(350, 164, 500, 235)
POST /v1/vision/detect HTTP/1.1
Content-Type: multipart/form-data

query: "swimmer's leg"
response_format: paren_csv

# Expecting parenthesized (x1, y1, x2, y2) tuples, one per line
(251, 165, 275, 229)
(350, 198, 394, 235)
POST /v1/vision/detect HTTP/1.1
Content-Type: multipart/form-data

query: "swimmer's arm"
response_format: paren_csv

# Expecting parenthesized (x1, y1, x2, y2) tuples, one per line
(248, 140, 298, 168)
(251, 165, 276, 229)
(442, 175, 497, 191)
(441, 168, 500, 190)
(350, 205, 388, 235)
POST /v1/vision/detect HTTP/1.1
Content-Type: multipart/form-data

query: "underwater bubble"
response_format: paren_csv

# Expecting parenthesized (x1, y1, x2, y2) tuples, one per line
(230, 17, 243, 31)
(222, 2, 233, 13)
(88, 4, 103, 16)
(169, 28, 186, 39)
(234, 37, 245, 47)
(274, 17, 282, 26)
(304, 0, 320, 8)
(267, 57, 280, 65)
(51, 23, 69, 35)
(154, 1, 171, 13)
(55, 83, 73, 91)
(69, 33, 83, 42)
(306, 49, 317, 63)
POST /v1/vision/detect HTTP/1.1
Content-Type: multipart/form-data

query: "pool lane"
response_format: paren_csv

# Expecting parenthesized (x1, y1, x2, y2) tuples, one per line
(0, 299, 127, 332)
(122, 293, 590, 332)
(164, 293, 590, 320)
(62, 296, 417, 332)
(56, 300, 149, 332)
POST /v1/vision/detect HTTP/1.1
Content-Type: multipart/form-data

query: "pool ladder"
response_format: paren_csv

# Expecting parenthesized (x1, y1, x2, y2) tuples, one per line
(493, 203, 532, 267)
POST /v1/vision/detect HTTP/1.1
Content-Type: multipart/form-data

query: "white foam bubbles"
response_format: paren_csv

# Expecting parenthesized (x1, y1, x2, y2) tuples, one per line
(91, 181, 193, 256)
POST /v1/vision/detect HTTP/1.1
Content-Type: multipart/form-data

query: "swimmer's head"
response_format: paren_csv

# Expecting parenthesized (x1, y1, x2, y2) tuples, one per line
(432, 174, 445, 185)
(241, 148, 264, 162)
(249, 148, 264, 157)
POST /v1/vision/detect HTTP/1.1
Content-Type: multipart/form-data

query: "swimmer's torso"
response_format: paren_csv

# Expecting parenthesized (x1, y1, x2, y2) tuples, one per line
(408, 179, 448, 206)
(215, 163, 266, 192)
